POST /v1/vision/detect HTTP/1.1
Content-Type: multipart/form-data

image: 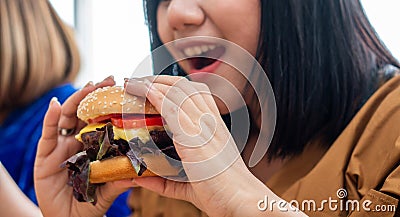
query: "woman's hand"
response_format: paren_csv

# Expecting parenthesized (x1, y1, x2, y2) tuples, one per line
(125, 76, 297, 217)
(34, 76, 135, 217)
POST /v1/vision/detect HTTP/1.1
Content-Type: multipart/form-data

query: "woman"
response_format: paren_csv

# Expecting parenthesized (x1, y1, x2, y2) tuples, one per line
(0, 0, 79, 202)
(0, 0, 129, 216)
(34, 0, 400, 216)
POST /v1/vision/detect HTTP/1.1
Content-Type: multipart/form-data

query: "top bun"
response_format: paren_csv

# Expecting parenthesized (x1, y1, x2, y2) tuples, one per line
(77, 86, 158, 123)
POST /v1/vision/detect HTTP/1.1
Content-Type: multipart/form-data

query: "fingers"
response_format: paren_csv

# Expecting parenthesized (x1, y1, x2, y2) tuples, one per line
(35, 97, 74, 181)
(58, 76, 116, 132)
(127, 77, 226, 165)
(37, 97, 62, 158)
(36, 97, 81, 176)
(58, 82, 95, 132)
(96, 180, 136, 211)
(127, 77, 222, 138)
(147, 82, 202, 124)
(37, 76, 117, 166)
(133, 177, 189, 201)
(142, 83, 196, 135)
(125, 76, 218, 123)
(128, 75, 219, 114)
(94, 75, 115, 87)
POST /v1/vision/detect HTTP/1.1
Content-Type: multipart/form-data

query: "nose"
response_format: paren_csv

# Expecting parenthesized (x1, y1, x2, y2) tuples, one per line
(166, 0, 205, 31)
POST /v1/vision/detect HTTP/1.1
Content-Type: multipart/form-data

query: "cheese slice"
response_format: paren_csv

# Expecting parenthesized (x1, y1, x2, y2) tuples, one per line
(75, 123, 165, 144)
(75, 123, 106, 142)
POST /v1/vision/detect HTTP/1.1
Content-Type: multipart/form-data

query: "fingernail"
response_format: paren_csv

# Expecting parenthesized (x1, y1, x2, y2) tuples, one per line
(96, 75, 115, 86)
(84, 81, 94, 88)
(131, 179, 139, 187)
(49, 97, 60, 107)
(124, 78, 132, 88)
(125, 79, 147, 96)
(127, 79, 144, 87)
(104, 75, 114, 81)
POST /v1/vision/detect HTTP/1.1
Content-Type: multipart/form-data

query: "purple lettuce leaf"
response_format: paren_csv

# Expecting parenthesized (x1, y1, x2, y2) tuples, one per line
(61, 151, 98, 204)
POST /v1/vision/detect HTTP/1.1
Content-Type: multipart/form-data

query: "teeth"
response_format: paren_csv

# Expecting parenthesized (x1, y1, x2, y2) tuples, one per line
(184, 47, 195, 57)
(183, 45, 218, 57)
(201, 45, 208, 52)
(194, 46, 202, 55)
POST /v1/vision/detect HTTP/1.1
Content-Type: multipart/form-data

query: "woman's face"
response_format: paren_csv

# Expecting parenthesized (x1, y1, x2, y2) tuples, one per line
(157, 0, 261, 113)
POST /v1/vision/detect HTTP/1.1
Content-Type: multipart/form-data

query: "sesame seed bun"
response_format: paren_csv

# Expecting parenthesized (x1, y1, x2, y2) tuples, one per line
(77, 86, 158, 123)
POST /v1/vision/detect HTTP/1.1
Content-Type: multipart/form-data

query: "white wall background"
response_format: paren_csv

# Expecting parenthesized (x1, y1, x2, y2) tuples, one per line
(50, 0, 400, 87)
(362, 0, 400, 60)
(89, 0, 152, 86)
(48, 0, 75, 27)
(50, 0, 151, 87)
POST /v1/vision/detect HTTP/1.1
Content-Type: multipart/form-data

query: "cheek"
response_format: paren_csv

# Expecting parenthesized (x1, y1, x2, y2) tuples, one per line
(156, 8, 170, 44)
(211, 6, 260, 57)
(240, 7, 261, 56)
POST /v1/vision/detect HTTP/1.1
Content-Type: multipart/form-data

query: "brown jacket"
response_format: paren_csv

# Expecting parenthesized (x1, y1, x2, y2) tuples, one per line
(128, 75, 400, 217)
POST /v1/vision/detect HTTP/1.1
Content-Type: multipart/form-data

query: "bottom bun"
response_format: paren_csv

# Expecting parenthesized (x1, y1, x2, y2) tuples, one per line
(89, 155, 181, 184)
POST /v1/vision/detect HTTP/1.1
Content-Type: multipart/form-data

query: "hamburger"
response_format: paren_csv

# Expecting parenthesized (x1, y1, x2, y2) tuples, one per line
(62, 86, 183, 203)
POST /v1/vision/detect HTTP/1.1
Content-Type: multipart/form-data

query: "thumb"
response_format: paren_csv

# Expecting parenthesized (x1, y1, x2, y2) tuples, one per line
(133, 176, 189, 201)
(95, 180, 135, 209)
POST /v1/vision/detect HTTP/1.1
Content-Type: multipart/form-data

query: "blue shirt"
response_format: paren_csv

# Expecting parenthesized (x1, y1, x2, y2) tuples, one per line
(0, 83, 130, 217)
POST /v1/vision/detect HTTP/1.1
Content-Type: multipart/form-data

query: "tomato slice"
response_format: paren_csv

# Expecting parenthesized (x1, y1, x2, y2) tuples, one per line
(111, 115, 164, 129)
(88, 114, 121, 124)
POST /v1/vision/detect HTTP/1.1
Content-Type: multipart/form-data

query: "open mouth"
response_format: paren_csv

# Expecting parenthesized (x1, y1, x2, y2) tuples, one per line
(184, 45, 226, 72)
(190, 57, 218, 70)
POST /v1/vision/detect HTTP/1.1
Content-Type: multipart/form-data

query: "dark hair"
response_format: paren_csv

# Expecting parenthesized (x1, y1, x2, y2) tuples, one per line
(143, 0, 399, 159)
